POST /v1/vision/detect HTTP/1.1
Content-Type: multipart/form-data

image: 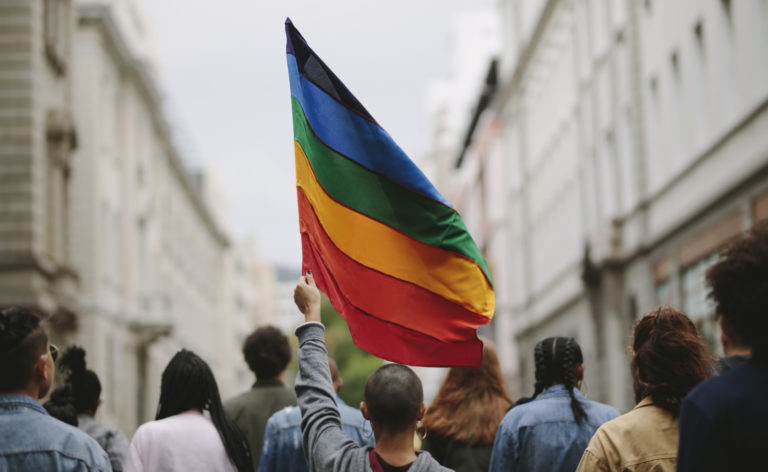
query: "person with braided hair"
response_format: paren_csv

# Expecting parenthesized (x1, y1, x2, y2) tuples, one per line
(489, 336, 619, 471)
(576, 307, 712, 472)
(59, 345, 129, 471)
(126, 349, 254, 472)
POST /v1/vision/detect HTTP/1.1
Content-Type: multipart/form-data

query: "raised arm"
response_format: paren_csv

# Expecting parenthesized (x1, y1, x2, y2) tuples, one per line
(293, 274, 365, 471)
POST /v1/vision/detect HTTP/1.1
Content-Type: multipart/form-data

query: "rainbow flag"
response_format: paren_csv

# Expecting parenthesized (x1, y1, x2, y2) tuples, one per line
(285, 19, 494, 367)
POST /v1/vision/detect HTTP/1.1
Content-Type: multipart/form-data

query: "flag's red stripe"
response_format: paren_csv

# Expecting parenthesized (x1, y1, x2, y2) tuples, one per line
(298, 187, 490, 343)
(301, 231, 482, 368)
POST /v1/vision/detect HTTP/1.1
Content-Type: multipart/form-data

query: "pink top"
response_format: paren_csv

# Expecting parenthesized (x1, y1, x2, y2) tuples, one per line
(125, 410, 236, 472)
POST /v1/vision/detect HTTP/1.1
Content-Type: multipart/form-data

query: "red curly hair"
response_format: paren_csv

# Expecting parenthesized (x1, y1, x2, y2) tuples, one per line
(420, 337, 513, 445)
(631, 306, 714, 417)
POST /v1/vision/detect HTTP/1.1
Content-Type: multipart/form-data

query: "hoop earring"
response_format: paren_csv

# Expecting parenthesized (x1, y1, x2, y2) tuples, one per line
(420, 425, 427, 440)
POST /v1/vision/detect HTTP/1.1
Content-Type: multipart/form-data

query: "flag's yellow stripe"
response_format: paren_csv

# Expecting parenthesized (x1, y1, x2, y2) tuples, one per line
(295, 141, 494, 318)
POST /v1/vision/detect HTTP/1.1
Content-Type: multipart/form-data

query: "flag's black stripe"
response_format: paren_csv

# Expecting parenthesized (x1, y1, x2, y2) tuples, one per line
(285, 19, 376, 124)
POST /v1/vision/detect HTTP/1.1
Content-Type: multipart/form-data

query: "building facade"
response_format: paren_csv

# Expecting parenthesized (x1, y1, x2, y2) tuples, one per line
(1, 0, 277, 435)
(0, 0, 79, 327)
(449, 0, 768, 410)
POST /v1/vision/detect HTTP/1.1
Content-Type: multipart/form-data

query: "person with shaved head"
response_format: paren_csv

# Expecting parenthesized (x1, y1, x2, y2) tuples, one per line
(257, 357, 374, 472)
(292, 272, 451, 471)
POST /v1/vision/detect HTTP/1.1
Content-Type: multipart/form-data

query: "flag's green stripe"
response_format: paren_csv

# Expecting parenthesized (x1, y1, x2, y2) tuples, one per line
(292, 97, 493, 285)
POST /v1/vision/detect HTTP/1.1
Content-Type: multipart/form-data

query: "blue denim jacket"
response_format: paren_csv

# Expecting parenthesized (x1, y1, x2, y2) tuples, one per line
(489, 385, 619, 471)
(257, 396, 375, 472)
(0, 394, 112, 471)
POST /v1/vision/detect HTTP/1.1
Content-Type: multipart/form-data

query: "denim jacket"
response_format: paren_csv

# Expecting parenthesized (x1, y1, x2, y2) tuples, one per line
(0, 394, 112, 471)
(489, 385, 619, 471)
(257, 396, 375, 472)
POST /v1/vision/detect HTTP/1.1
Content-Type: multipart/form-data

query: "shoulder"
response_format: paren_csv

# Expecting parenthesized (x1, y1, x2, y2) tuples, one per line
(48, 418, 111, 467)
(337, 402, 363, 422)
(271, 382, 297, 399)
(224, 390, 253, 411)
(267, 405, 302, 429)
(684, 367, 746, 412)
(592, 402, 673, 443)
(499, 396, 559, 427)
(414, 449, 453, 471)
(582, 419, 618, 461)
(49, 415, 104, 447)
(133, 413, 219, 444)
(582, 399, 621, 423)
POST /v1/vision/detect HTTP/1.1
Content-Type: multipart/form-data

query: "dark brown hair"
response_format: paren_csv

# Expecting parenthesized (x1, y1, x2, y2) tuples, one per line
(242, 326, 291, 380)
(0, 307, 47, 391)
(706, 221, 768, 362)
(364, 363, 423, 434)
(631, 306, 713, 417)
(420, 338, 513, 445)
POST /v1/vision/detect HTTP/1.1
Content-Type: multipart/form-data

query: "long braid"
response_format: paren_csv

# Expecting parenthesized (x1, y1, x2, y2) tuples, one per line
(156, 350, 253, 472)
(560, 338, 587, 424)
(206, 374, 253, 472)
(532, 339, 549, 398)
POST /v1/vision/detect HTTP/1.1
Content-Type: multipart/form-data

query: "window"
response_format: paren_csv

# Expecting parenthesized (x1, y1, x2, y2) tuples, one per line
(670, 50, 680, 78)
(681, 253, 721, 354)
(655, 279, 672, 305)
(44, 0, 71, 74)
(721, 0, 733, 25)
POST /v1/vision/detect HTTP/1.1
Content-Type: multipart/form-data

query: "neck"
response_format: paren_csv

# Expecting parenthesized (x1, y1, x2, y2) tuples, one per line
(725, 346, 751, 357)
(374, 428, 418, 467)
(0, 385, 39, 400)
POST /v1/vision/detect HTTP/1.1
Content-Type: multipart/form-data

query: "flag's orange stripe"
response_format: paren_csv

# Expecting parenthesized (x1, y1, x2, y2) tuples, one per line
(298, 187, 490, 342)
(295, 141, 495, 318)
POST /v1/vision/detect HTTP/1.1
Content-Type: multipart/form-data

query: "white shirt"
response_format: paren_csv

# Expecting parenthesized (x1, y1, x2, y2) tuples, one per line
(125, 410, 236, 472)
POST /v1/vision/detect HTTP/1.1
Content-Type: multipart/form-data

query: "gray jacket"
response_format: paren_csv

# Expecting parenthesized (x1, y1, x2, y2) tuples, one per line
(78, 414, 128, 472)
(295, 322, 451, 472)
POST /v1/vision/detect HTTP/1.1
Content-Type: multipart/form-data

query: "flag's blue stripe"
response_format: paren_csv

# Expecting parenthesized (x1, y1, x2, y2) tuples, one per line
(287, 54, 452, 208)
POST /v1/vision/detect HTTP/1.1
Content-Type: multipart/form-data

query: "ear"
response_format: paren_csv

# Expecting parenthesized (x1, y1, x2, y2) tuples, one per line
(360, 401, 370, 420)
(575, 364, 584, 382)
(417, 402, 426, 421)
(35, 352, 49, 382)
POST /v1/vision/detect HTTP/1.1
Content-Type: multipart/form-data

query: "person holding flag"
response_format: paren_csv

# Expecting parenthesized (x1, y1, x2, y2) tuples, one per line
(284, 17, 498, 471)
(293, 272, 451, 472)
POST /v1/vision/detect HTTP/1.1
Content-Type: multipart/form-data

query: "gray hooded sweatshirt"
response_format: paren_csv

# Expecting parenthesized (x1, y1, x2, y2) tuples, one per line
(294, 322, 452, 472)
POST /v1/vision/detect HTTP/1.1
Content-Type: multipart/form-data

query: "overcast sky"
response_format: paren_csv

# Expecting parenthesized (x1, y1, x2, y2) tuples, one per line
(142, 1, 495, 268)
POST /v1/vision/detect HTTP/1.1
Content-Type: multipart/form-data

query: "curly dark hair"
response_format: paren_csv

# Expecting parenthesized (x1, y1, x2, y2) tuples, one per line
(631, 306, 713, 417)
(242, 326, 291, 380)
(58, 346, 102, 413)
(43, 384, 78, 426)
(706, 221, 768, 363)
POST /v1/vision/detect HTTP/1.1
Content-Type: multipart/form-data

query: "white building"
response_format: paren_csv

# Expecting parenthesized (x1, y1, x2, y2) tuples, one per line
(1, 0, 279, 434)
(0, 0, 80, 322)
(69, 0, 240, 432)
(221, 237, 279, 394)
(449, 0, 768, 410)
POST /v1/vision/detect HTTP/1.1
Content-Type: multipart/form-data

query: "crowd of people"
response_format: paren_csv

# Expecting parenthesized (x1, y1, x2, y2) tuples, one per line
(1, 223, 766, 471)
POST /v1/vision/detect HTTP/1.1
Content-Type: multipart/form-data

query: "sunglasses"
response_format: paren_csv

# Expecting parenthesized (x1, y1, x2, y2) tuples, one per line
(50, 344, 58, 362)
